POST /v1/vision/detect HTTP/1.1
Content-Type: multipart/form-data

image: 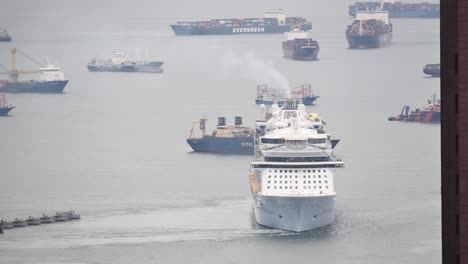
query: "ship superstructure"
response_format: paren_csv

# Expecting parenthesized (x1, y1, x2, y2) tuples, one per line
(282, 28, 319, 61)
(249, 100, 344, 232)
(87, 52, 164, 73)
(349, 2, 440, 18)
(187, 116, 255, 154)
(0, 30, 11, 42)
(256, 84, 319, 106)
(170, 10, 312, 36)
(346, 11, 393, 49)
(0, 93, 15, 116)
(0, 48, 68, 93)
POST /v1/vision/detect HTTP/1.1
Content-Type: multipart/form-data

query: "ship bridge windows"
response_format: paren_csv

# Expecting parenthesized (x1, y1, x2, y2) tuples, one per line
(309, 138, 327, 144)
(261, 138, 285, 144)
(282, 110, 298, 119)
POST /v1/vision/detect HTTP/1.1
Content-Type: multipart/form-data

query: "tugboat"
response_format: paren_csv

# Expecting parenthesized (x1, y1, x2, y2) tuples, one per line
(346, 11, 392, 49)
(349, 2, 440, 18)
(0, 48, 69, 93)
(249, 99, 344, 232)
(282, 28, 319, 61)
(0, 29, 11, 42)
(256, 84, 319, 105)
(171, 9, 312, 36)
(66, 211, 81, 220)
(0, 220, 14, 229)
(388, 94, 440, 123)
(26, 216, 42, 226)
(54, 212, 69, 222)
(40, 214, 56, 224)
(187, 116, 255, 154)
(0, 93, 15, 116)
(12, 218, 28, 227)
(87, 52, 164, 73)
(423, 64, 440, 77)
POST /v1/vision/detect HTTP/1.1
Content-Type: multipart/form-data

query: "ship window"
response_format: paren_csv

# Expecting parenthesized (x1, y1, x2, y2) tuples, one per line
(268, 175, 271, 178)
(285, 186, 287, 189)
(295, 176, 298, 178)
(261, 138, 285, 144)
(269, 170, 272, 172)
(303, 186, 306, 189)
(319, 175, 321, 178)
(313, 175, 316, 178)
(326, 186, 328, 189)
(325, 180, 328, 183)
(290, 186, 292, 189)
(314, 181, 316, 184)
(303, 176, 306, 178)
(280, 181, 282, 184)
(295, 170, 298, 173)
(319, 186, 322, 189)
(320, 191, 322, 194)
(280, 176, 282, 178)
(274, 170, 277, 173)
(309, 186, 311, 189)
(303, 181, 306, 184)
(295, 186, 298, 189)
(279, 186, 282, 189)
(319, 181, 321, 183)
(313, 170, 316, 173)
(308, 170, 311, 173)
(309, 138, 326, 144)
(314, 186, 316, 189)
(274, 186, 277, 189)
(308, 181, 311, 184)
(267, 186, 270, 189)
(274, 176, 277, 178)
(268, 181, 271, 184)
(324, 175, 327, 178)
(295, 181, 298, 184)
(318, 170, 321, 172)
(308, 176, 311, 178)
(289, 176, 292, 178)
(274, 181, 277, 184)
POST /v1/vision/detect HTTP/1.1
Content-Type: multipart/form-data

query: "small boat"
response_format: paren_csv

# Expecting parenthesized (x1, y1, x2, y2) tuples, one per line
(256, 84, 319, 106)
(423, 63, 440, 77)
(66, 211, 81, 220)
(54, 212, 69, 222)
(0, 220, 14, 229)
(26, 216, 41, 225)
(388, 94, 440, 123)
(40, 214, 56, 224)
(12, 218, 28, 227)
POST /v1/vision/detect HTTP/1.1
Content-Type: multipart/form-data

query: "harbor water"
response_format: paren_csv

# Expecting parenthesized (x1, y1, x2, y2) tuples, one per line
(0, 0, 440, 263)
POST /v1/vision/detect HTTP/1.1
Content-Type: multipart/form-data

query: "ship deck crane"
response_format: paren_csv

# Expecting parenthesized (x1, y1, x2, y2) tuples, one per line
(1, 48, 43, 82)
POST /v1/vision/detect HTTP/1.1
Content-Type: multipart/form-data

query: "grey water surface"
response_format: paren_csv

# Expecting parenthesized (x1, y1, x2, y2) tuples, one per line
(0, 0, 440, 263)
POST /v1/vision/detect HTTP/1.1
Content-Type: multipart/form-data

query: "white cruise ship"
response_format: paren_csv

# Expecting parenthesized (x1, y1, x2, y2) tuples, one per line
(249, 100, 344, 232)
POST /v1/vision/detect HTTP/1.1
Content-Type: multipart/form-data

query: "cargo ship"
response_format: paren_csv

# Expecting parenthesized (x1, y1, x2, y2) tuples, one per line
(423, 63, 440, 77)
(0, 48, 68, 93)
(187, 116, 255, 154)
(249, 99, 344, 232)
(282, 28, 319, 61)
(0, 30, 11, 42)
(388, 94, 440, 123)
(0, 94, 14, 116)
(87, 52, 164, 73)
(171, 9, 312, 36)
(346, 11, 392, 49)
(349, 2, 440, 18)
(256, 84, 319, 105)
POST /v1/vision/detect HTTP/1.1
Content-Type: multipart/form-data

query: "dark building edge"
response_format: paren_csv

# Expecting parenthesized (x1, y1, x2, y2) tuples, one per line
(441, 0, 466, 263)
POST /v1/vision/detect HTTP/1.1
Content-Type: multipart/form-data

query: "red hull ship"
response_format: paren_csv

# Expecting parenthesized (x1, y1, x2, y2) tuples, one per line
(388, 95, 440, 123)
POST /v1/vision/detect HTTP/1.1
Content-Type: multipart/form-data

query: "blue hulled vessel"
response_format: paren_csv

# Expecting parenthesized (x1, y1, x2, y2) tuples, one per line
(0, 48, 68, 93)
(346, 11, 392, 49)
(349, 2, 439, 18)
(187, 116, 254, 154)
(256, 84, 319, 106)
(423, 64, 440, 77)
(171, 10, 311, 36)
(0, 94, 14, 116)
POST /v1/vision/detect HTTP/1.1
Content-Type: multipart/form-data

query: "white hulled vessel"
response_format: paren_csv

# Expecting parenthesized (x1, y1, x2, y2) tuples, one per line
(249, 100, 344, 232)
